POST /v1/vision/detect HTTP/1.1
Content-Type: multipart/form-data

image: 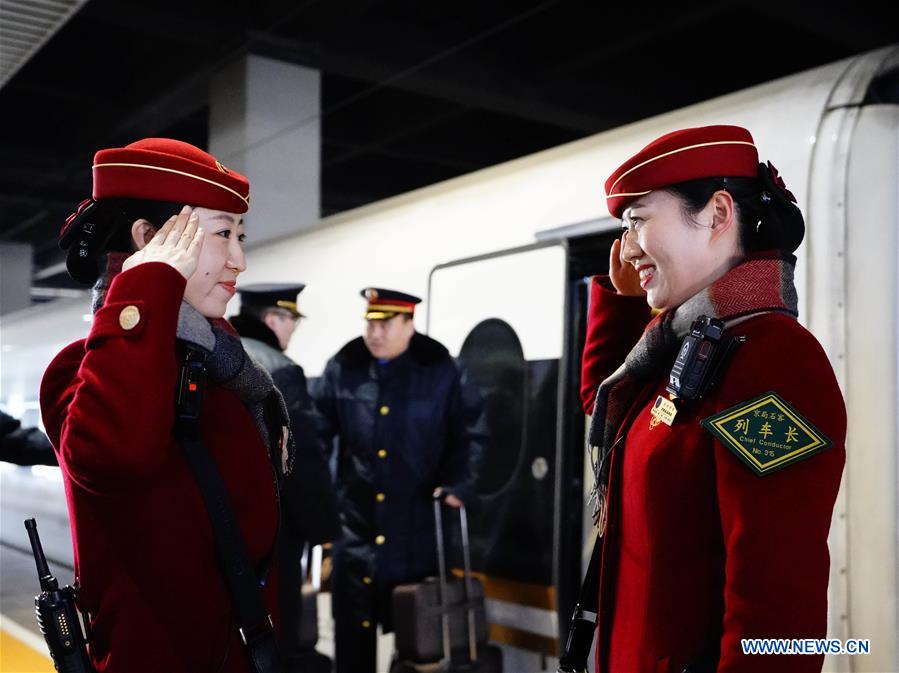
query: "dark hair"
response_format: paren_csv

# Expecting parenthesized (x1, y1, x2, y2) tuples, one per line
(664, 164, 804, 254)
(64, 198, 185, 284)
(100, 198, 186, 251)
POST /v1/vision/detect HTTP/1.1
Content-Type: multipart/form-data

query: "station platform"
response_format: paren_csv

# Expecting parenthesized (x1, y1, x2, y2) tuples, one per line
(1, 542, 58, 673)
(0, 541, 404, 673)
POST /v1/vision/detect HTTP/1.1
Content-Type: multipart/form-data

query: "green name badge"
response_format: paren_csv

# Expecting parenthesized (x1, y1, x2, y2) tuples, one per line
(701, 391, 832, 476)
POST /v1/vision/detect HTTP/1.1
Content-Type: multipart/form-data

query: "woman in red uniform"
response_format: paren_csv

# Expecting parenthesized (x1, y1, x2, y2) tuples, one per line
(40, 139, 290, 672)
(580, 125, 846, 672)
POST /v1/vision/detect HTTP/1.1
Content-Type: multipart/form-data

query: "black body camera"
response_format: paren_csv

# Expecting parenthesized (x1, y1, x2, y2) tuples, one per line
(666, 316, 725, 400)
(176, 348, 207, 423)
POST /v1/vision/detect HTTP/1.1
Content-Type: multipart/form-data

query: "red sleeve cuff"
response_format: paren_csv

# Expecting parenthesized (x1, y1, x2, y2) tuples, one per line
(590, 275, 650, 310)
(580, 276, 652, 413)
(87, 263, 186, 349)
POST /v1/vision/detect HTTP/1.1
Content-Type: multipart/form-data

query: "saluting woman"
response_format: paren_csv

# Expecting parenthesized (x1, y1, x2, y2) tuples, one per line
(41, 139, 292, 673)
(579, 125, 846, 672)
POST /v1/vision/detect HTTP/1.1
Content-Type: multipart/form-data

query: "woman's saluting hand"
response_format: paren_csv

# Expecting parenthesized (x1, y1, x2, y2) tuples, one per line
(609, 236, 644, 297)
(123, 205, 204, 279)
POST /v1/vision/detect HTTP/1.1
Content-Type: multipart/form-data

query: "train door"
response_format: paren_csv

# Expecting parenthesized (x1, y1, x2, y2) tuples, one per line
(426, 235, 616, 671)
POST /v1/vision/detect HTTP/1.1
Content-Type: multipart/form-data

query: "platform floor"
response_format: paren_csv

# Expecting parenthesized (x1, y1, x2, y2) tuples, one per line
(0, 542, 398, 673)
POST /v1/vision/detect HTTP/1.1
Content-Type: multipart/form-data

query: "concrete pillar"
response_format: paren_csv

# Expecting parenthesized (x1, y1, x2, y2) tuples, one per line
(208, 55, 321, 246)
(0, 243, 32, 315)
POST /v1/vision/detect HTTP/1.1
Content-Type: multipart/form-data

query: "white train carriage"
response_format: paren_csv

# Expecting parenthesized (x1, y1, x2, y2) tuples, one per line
(2, 44, 898, 672)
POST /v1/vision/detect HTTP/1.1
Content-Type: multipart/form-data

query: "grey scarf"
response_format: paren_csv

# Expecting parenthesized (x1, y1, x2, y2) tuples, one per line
(587, 252, 799, 532)
(91, 256, 294, 477)
(177, 301, 294, 478)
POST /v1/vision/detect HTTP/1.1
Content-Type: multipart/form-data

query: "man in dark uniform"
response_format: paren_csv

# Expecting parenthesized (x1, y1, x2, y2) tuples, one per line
(230, 284, 340, 673)
(312, 288, 487, 673)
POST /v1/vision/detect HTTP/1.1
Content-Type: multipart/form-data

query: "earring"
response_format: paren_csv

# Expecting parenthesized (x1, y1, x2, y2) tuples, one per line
(756, 219, 762, 233)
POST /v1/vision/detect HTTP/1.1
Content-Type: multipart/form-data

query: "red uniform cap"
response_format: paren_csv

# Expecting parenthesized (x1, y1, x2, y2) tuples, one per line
(58, 138, 250, 285)
(604, 125, 759, 219)
(92, 138, 250, 214)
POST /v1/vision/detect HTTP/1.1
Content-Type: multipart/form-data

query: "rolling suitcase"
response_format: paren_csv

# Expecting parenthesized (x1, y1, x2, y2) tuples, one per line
(390, 496, 503, 672)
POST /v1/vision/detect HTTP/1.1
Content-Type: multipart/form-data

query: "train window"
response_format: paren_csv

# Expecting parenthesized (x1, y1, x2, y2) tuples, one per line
(458, 318, 526, 497)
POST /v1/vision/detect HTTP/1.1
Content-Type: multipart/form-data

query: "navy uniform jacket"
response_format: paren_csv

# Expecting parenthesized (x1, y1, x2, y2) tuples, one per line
(230, 314, 340, 546)
(312, 333, 487, 629)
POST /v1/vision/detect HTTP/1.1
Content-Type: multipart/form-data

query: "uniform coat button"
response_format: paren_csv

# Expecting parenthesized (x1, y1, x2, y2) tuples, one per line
(118, 305, 141, 330)
(375, 535, 386, 545)
(379, 405, 390, 416)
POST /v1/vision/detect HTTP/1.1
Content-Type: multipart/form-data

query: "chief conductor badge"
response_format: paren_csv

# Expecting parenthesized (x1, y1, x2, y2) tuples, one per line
(650, 394, 679, 428)
(701, 391, 832, 476)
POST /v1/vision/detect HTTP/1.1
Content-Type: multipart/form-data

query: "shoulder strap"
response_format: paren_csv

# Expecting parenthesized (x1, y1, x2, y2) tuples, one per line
(174, 348, 281, 673)
(557, 535, 602, 673)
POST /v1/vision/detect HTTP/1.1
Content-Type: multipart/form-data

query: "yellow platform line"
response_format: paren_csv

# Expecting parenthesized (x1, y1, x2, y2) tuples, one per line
(0, 615, 53, 673)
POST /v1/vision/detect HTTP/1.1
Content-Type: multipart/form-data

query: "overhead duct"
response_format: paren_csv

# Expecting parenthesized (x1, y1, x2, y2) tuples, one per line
(0, 0, 90, 89)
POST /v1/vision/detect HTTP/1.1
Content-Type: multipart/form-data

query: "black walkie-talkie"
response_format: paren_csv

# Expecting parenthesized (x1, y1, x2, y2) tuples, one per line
(24, 518, 94, 673)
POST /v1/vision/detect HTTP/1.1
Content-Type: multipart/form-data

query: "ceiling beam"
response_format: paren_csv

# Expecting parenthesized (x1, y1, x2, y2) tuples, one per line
(249, 30, 617, 134)
(324, 107, 471, 169)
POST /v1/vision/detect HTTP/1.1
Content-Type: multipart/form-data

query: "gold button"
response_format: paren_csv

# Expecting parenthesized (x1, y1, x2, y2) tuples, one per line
(379, 405, 390, 416)
(376, 493, 386, 502)
(377, 449, 387, 459)
(118, 305, 140, 330)
(362, 576, 372, 585)
(375, 535, 385, 545)
(362, 619, 371, 629)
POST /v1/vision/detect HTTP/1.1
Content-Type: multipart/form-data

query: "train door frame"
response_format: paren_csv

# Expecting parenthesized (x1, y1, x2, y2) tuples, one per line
(536, 218, 622, 646)
(426, 225, 621, 659)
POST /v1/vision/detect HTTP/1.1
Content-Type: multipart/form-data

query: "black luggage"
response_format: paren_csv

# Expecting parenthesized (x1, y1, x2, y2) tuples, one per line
(390, 497, 503, 673)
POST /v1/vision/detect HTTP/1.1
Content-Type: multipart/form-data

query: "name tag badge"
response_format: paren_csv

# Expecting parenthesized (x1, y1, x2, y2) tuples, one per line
(650, 395, 679, 428)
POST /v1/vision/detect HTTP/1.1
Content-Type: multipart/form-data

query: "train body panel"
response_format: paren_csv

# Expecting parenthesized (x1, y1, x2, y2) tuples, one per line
(2, 46, 898, 672)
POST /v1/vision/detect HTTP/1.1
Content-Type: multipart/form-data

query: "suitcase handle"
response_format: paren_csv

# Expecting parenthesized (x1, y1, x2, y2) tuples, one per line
(433, 493, 479, 664)
(300, 543, 324, 591)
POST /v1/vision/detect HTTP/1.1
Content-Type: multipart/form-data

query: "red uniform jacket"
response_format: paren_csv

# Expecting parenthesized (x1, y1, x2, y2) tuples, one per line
(40, 263, 279, 673)
(581, 277, 846, 673)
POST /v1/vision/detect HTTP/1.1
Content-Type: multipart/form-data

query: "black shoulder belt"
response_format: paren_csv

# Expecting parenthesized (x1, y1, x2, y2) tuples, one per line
(174, 347, 282, 673)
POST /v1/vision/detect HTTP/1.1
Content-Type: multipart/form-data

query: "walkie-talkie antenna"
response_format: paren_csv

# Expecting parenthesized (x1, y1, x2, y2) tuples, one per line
(25, 518, 58, 592)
